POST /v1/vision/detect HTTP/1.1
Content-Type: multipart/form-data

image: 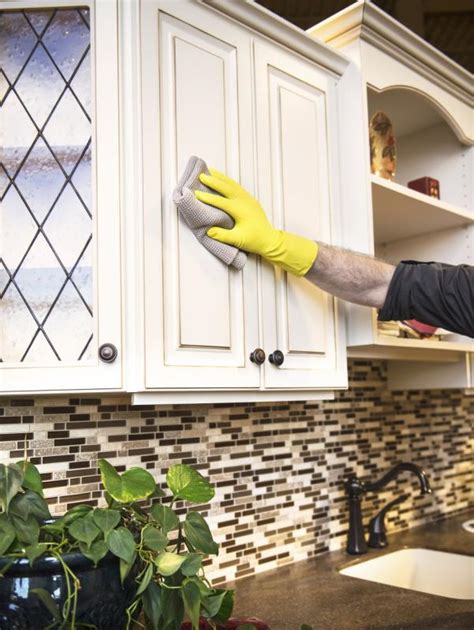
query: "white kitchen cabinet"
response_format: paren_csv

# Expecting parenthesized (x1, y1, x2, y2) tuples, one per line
(309, 0, 473, 388)
(130, 0, 352, 402)
(139, 1, 260, 391)
(0, 0, 122, 394)
(253, 39, 346, 390)
(1, 0, 352, 401)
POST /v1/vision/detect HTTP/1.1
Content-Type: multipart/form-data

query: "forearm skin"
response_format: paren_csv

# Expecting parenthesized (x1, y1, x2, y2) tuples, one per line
(305, 243, 395, 309)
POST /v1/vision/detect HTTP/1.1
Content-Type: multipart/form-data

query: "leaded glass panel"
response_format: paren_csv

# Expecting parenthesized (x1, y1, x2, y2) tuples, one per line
(0, 7, 93, 363)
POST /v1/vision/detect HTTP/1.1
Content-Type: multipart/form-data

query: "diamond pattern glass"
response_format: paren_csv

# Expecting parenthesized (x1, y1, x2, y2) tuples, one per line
(0, 90, 37, 176)
(0, 187, 37, 272)
(0, 72, 8, 102)
(0, 8, 93, 363)
(0, 164, 9, 199)
(0, 12, 37, 84)
(42, 10, 89, 80)
(14, 138, 66, 222)
(15, 45, 64, 128)
(43, 90, 90, 173)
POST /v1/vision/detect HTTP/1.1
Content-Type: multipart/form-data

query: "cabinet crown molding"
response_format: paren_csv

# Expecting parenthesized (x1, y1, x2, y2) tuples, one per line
(200, 0, 349, 77)
(307, 0, 473, 103)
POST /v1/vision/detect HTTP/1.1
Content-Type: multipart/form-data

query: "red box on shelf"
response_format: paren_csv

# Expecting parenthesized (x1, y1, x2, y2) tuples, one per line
(407, 176, 440, 199)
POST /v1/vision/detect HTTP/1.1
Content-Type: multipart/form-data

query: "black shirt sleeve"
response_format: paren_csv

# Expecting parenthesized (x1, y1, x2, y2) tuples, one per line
(378, 261, 474, 338)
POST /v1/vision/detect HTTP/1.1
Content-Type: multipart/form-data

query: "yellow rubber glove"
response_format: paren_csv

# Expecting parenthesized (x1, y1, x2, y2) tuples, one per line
(195, 168, 318, 276)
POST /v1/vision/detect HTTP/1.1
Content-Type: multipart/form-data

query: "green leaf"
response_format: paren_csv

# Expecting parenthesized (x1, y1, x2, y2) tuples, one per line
(120, 554, 136, 585)
(135, 562, 154, 597)
(143, 526, 168, 552)
(98, 459, 156, 503)
(182, 581, 201, 630)
(150, 504, 179, 534)
(107, 527, 136, 564)
(155, 551, 185, 577)
(207, 589, 234, 624)
(130, 502, 148, 522)
(166, 465, 214, 504)
(24, 490, 51, 521)
(31, 587, 61, 621)
(93, 508, 120, 536)
(300, 626, 314, 630)
(104, 491, 115, 508)
(184, 512, 218, 555)
(0, 532, 15, 555)
(68, 513, 100, 546)
(236, 626, 257, 630)
(0, 513, 15, 534)
(17, 461, 43, 496)
(11, 513, 40, 545)
(181, 553, 202, 577)
(63, 504, 93, 525)
(142, 581, 162, 628)
(25, 543, 47, 566)
(202, 590, 226, 618)
(0, 463, 24, 512)
(42, 519, 65, 537)
(0, 517, 15, 555)
(150, 484, 166, 498)
(79, 539, 108, 566)
(161, 584, 185, 629)
(9, 493, 30, 521)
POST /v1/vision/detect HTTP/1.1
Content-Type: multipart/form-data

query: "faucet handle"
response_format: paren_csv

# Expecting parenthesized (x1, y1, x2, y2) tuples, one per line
(368, 493, 409, 548)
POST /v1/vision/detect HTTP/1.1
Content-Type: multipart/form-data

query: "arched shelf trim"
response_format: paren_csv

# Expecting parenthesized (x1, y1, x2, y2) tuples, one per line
(368, 84, 473, 146)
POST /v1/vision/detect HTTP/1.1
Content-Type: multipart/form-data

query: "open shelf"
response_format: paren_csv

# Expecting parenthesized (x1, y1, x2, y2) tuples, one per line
(372, 175, 472, 244)
(371, 335, 472, 353)
(365, 88, 472, 362)
(348, 334, 472, 362)
(346, 308, 473, 362)
(367, 87, 473, 211)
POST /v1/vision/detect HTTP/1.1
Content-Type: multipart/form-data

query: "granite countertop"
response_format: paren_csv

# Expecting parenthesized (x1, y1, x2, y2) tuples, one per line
(230, 510, 474, 630)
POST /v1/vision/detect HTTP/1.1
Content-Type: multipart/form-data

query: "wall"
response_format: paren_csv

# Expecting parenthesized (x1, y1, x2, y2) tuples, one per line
(0, 360, 472, 584)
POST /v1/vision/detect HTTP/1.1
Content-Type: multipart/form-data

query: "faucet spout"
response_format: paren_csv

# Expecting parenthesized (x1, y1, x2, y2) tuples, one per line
(364, 462, 431, 496)
(344, 462, 432, 555)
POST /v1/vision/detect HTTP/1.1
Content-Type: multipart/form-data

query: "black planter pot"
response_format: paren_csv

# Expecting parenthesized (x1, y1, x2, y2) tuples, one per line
(0, 552, 138, 630)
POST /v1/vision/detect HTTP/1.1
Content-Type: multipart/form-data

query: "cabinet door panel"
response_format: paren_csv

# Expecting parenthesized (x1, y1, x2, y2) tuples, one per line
(0, 0, 122, 393)
(142, 2, 259, 389)
(254, 40, 346, 389)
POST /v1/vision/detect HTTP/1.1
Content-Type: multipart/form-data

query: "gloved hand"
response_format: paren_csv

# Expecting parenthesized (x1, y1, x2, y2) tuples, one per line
(195, 169, 318, 276)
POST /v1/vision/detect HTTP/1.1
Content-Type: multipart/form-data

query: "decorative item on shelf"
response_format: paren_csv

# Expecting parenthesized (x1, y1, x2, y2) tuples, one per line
(408, 176, 440, 199)
(401, 320, 438, 337)
(369, 111, 396, 180)
(378, 320, 446, 341)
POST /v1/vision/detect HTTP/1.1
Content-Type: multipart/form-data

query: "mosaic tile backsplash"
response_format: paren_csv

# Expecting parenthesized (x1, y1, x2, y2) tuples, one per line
(0, 360, 472, 584)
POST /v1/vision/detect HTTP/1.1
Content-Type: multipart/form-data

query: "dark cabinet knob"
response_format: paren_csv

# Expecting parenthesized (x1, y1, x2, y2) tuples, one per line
(269, 350, 284, 366)
(249, 348, 266, 365)
(98, 343, 118, 363)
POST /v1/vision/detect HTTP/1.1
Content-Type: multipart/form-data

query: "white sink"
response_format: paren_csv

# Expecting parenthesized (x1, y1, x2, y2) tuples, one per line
(340, 548, 474, 600)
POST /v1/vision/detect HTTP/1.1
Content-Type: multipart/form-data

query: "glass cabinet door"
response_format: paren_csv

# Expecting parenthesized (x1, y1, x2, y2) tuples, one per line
(0, 1, 121, 393)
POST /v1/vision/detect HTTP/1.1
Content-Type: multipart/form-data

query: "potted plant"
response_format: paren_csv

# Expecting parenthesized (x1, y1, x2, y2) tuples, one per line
(0, 458, 271, 629)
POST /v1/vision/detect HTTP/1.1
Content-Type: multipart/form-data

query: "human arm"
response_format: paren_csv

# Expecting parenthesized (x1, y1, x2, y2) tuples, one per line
(197, 169, 473, 337)
(197, 169, 394, 306)
(305, 244, 395, 308)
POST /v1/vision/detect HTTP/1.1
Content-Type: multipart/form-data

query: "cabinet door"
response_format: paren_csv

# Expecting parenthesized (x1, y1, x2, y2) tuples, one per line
(141, 1, 260, 389)
(0, 1, 122, 393)
(254, 39, 346, 389)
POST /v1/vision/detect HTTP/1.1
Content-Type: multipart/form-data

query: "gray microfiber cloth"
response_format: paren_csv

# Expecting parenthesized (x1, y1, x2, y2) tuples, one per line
(173, 156, 247, 270)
